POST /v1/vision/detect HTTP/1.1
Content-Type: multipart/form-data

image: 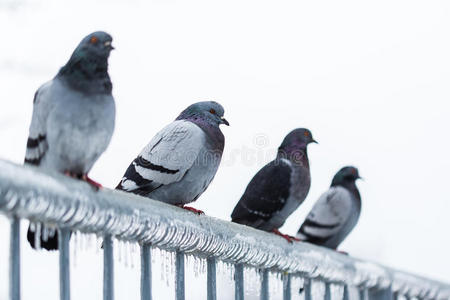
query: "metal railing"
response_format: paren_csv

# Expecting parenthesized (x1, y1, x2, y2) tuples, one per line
(0, 159, 449, 300)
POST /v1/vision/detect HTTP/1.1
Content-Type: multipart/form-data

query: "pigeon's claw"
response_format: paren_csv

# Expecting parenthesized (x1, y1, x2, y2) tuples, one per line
(82, 174, 103, 190)
(178, 205, 204, 215)
(272, 229, 300, 243)
(336, 250, 349, 255)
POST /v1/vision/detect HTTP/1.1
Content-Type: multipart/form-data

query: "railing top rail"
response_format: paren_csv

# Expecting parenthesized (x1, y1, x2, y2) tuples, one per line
(0, 159, 449, 299)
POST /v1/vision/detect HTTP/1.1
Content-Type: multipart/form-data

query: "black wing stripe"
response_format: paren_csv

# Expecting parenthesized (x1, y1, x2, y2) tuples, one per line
(298, 226, 331, 243)
(302, 219, 340, 229)
(25, 157, 43, 165)
(124, 163, 154, 187)
(135, 156, 179, 174)
(26, 135, 46, 148)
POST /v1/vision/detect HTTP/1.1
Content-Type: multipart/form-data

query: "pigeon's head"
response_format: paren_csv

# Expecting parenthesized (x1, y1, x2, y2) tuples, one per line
(331, 166, 362, 186)
(73, 31, 114, 60)
(176, 101, 229, 127)
(279, 128, 317, 152)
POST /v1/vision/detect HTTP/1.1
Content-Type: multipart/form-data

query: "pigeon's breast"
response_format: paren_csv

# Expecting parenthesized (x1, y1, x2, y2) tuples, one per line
(44, 80, 115, 173)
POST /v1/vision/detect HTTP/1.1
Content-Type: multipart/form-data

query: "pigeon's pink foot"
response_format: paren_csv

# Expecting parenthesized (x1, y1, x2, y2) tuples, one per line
(82, 174, 103, 190)
(177, 205, 204, 215)
(272, 229, 300, 243)
(336, 250, 349, 255)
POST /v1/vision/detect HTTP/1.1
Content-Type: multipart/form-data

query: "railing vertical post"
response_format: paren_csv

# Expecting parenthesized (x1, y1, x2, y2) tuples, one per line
(103, 235, 114, 300)
(175, 251, 185, 300)
(324, 282, 332, 300)
(59, 228, 71, 300)
(392, 292, 399, 300)
(260, 269, 269, 300)
(140, 244, 152, 300)
(304, 278, 312, 300)
(235, 264, 244, 300)
(9, 216, 21, 300)
(368, 286, 393, 300)
(207, 257, 216, 300)
(283, 274, 291, 300)
(343, 285, 349, 300)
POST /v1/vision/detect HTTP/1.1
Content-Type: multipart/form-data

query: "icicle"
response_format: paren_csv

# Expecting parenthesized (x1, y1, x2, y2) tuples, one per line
(34, 222, 41, 250)
(124, 241, 129, 268)
(130, 242, 136, 269)
(29, 222, 36, 232)
(95, 234, 103, 255)
(42, 225, 49, 242)
(117, 240, 122, 263)
(71, 231, 78, 268)
(48, 227, 56, 238)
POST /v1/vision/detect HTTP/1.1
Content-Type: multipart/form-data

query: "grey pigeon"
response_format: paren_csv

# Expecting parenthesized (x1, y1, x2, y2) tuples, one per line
(231, 128, 317, 242)
(25, 31, 116, 250)
(117, 101, 229, 214)
(296, 166, 362, 250)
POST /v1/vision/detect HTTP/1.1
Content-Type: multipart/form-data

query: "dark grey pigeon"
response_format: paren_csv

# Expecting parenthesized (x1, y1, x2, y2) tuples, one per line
(296, 166, 362, 250)
(231, 128, 317, 242)
(117, 101, 229, 214)
(25, 31, 116, 250)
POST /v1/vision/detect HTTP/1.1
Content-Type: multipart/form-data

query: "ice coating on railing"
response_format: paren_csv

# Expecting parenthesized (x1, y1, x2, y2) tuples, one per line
(0, 159, 449, 299)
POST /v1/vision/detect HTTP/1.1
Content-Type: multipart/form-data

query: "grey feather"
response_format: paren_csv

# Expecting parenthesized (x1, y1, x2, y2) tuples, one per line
(297, 186, 361, 249)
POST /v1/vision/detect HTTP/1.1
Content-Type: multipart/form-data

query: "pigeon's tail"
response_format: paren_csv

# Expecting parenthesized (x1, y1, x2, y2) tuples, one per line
(26, 225, 59, 251)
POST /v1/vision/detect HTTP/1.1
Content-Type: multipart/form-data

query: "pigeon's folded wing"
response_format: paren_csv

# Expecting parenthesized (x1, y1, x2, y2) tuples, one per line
(24, 81, 53, 166)
(117, 120, 205, 194)
(231, 159, 292, 224)
(298, 186, 352, 240)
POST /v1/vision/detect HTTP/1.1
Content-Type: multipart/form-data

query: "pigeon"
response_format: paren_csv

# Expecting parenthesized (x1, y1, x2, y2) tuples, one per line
(296, 166, 362, 250)
(25, 31, 116, 250)
(116, 101, 229, 214)
(231, 128, 317, 242)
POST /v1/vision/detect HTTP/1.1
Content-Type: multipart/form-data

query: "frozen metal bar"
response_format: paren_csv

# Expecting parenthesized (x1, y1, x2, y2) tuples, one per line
(325, 282, 332, 300)
(1, 160, 450, 300)
(103, 235, 114, 300)
(235, 264, 244, 300)
(207, 257, 216, 300)
(304, 279, 312, 300)
(140, 244, 152, 300)
(59, 228, 71, 300)
(282, 274, 291, 300)
(343, 285, 349, 300)
(260, 269, 269, 300)
(176, 251, 185, 300)
(368, 286, 393, 300)
(9, 217, 20, 300)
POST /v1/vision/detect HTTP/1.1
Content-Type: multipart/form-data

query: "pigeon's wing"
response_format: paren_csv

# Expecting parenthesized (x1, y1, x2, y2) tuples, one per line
(297, 186, 352, 242)
(24, 81, 53, 166)
(117, 120, 205, 195)
(231, 159, 292, 226)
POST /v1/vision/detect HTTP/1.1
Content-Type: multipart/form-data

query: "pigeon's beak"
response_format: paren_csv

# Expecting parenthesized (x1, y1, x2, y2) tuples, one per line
(104, 41, 114, 50)
(310, 139, 318, 144)
(358, 175, 364, 181)
(220, 117, 230, 126)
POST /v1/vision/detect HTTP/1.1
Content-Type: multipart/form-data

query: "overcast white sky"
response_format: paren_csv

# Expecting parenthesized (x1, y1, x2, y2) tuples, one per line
(1, 0, 450, 298)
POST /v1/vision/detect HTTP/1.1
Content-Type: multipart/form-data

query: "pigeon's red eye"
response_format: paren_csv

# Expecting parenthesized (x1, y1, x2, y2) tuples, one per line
(304, 131, 310, 137)
(90, 36, 98, 44)
(209, 109, 216, 114)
